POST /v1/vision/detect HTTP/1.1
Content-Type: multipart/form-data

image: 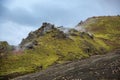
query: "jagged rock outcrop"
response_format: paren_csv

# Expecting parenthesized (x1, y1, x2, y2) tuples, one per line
(20, 22, 56, 49)
(20, 22, 69, 49)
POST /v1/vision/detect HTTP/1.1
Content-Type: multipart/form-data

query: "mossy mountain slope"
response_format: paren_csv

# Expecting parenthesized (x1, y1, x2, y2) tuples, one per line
(0, 16, 119, 79)
(20, 22, 110, 61)
(76, 16, 120, 49)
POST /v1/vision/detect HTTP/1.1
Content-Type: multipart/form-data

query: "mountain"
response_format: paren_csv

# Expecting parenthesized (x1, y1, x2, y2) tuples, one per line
(76, 16, 120, 49)
(0, 16, 120, 80)
(19, 22, 109, 56)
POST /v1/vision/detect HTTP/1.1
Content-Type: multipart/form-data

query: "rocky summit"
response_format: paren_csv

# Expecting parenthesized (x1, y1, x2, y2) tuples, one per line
(0, 16, 120, 80)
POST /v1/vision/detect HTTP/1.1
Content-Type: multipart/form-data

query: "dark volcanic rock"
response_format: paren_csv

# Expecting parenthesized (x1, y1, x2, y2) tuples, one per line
(20, 22, 55, 49)
(21, 40, 38, 50)
(12, 50, 120, 80)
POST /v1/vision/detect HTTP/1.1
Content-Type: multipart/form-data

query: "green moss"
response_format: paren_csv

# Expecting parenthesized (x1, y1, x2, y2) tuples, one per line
(82, 16, 120, 49)
(1, 16, 120, 77)
(0, 52, 58, 76)
(0, 29, 106, 76)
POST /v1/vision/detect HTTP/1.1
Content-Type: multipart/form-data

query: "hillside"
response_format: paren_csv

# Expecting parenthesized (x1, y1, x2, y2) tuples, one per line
(12, 49, 120, 80)
(76, 16, 120, 49)
(0, 16, 120, 80)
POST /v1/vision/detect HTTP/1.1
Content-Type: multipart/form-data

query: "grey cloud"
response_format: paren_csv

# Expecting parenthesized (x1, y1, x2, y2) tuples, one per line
(0, 8, 40, 26)
(9, 9, 40, 26)
(1, 0, 120, 27)
(0, 0, 120, 45)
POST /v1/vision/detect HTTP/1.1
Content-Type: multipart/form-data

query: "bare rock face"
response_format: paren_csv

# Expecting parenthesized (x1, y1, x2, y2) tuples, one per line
(35, 22, 55, 37)
(41, 22, 55, 33)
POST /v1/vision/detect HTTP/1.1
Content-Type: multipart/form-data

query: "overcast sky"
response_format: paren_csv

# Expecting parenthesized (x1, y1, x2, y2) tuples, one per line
(0, 0, 120, 45)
